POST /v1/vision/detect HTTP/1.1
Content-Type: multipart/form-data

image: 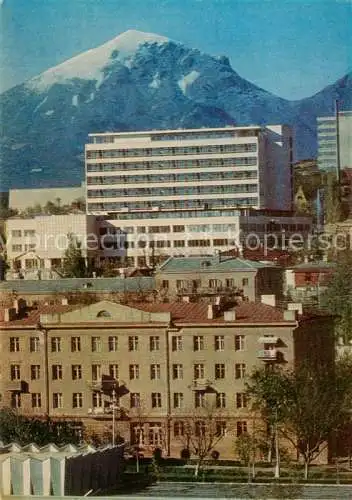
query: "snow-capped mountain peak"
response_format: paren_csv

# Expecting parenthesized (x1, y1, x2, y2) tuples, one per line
(26, 29, 170, 91)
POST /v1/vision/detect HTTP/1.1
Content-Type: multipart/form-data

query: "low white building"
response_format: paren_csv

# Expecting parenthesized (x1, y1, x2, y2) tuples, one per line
(5, 211, 312, 276)
(6, 214, 97, 279)
(97, 210, 312, 268)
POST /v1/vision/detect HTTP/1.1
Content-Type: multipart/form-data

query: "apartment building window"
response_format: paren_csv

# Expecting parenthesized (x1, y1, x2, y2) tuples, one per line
(172, 364, 183, 380)
(129, 364, 140, 380)
(92, 391, 103, 408)
(32, 393, 42, 408)
(193, 335, 204, 351)
(30, 365, 40, 380)
(147, 423, 162, 446)
(173, 225, 185, 232)
(52, 365, 62, 380)
(30, 337, 40, 352)
(11, 230, 22, 237)
(131, 423, 145, 445)
(72, 365, 82, 380)
(71, 337, 81, 352)
(242, 278, 249, 286)
(225, 278, 234, 288)
(24, 230, 35, 237)
(109, 364, 119, 380)
(215, 363, 225, 379)
(151, 392, 162, 408)
(195, 421, 206, 437)
(195, 392, 205, 408)
(72, 392, 83, 409)
(92, 364, 101, 381)
(130, 393, 140, 408)
(129, 336, 139, 351)
(235, 363, 246, 379)
(172, 335, 183, 351)
(149, 336, 160, 351)
(91, 336, 102, 352)
(10, 364, 21, 380)
(216, 421, 227, 437)
(108, 336, 118, 352)
(11, 392, 21, 408)
(214, 335, 225, 351)
(173, 392, 184, 409)
(12, 244, 22, 252)
(174, 240, 185, 248)
(236, 421, 248, 437)
(216, 392, 226, 408)
(53, 393, 63, 409)
(51, 337, 61, 353)
(161, 280, 169, 289)
(174, 421, 184, 437)
(236, 393, 247, 409)
(10, 337, 20, 352)
(235, 335, 246, 351)
(194, 363, 205, 380)
(150, 364, 161, 380)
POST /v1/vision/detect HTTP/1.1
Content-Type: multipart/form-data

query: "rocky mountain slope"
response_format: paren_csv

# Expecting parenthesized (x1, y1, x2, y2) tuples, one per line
(0, 30, 350, 189)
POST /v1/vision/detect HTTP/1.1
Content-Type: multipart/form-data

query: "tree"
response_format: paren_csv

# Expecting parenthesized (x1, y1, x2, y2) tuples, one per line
(324, 172, 346, 224)
(0, 408, 82, 446)
(61, 233, 87, 278)
(176, 402, 227, 477)
(321, 251, 352, 343)
(235, 432, 259, 481)
(247, 359, 352, 479)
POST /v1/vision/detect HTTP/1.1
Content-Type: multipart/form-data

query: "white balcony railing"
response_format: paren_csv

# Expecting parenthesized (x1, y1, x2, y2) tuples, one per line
(257, 349, 277, 360)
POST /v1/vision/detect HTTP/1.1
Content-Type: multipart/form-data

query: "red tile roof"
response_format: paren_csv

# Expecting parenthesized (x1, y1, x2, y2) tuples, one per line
(0, 300, 289, 327)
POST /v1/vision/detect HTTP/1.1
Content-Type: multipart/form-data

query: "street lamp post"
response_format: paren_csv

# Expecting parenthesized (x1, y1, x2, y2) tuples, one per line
(111, 387, 117, 447)
(274, 407, 280, 479)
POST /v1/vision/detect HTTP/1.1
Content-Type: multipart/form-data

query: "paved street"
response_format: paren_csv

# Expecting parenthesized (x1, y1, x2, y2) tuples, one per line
(114, 481, 352, 499)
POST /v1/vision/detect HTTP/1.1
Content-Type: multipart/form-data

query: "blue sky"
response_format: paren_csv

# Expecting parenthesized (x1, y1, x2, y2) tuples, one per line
(1, 0, 351, 99)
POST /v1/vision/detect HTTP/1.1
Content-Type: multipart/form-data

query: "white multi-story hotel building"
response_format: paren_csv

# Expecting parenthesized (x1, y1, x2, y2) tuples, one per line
(84, 125, 299, 267)
(85, 125, 293, 215)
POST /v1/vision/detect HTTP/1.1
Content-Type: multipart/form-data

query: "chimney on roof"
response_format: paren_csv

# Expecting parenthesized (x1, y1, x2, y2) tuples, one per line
(4, 308, 17, 322)
(207, 304, 215, 320)
(284, 310, 297, 321)
(224, 309, 236, 321)
(261, 295, 276, 307)
(13, 299, 27, 315)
